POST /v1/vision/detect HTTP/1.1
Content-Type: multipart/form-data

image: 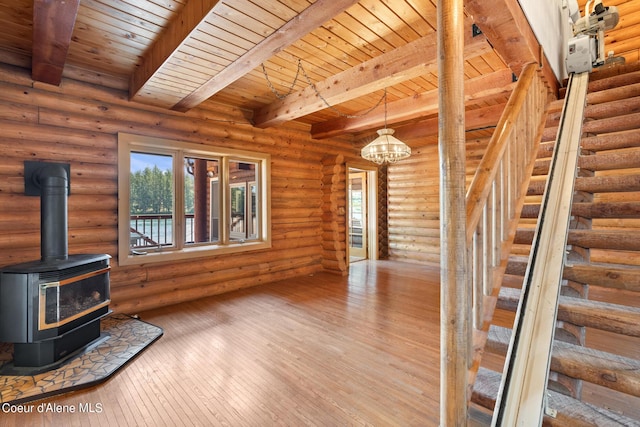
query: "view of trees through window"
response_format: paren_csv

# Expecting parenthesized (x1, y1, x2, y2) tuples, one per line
(130, 162, 173, 215)
(128, 152, 258, 249)
(118, 133, 270, 265)
(129, 152, 176, 248)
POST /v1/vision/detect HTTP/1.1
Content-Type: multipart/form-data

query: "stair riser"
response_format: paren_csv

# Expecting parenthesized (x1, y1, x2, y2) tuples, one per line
(542, 112, 640, 141)
(546, 93, 640, 125)
(529, 175, 640, 194)
(563, 264, 640, 291)
(514, 229, 640, 251)
(521, 202, 640, 219)
(533, 153, 640, 178)
(581, 129, 640, 151)
(496, 293, 640, 338)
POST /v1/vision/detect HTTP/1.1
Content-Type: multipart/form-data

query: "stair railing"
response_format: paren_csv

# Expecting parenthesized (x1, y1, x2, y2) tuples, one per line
(492, 70, 590, 425)
(465, 62, 547, 337)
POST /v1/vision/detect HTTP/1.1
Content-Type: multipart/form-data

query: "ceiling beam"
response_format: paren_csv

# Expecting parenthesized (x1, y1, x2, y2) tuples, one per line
(311, 69, 515, 139)
(31, 0, 80, 86)
(464, 0, 558, 94)
(393, 102, 507, 143)
(129, 0, 220, 102)
(253, 21, 491, 129)
(171, 0, 361, 112)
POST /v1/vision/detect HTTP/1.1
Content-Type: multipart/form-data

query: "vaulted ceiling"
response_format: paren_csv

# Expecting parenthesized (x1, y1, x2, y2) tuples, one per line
(0, 0, 637, 147)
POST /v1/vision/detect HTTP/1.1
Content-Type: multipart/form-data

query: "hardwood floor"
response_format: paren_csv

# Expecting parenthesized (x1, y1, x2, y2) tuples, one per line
(0, 260, 442, 426)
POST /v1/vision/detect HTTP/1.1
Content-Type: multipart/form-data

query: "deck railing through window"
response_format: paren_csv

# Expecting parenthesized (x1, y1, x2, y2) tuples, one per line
(130, 214, 195, 248)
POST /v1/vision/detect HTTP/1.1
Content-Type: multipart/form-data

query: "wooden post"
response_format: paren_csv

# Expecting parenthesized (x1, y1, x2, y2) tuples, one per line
(438, 0, 469, 425)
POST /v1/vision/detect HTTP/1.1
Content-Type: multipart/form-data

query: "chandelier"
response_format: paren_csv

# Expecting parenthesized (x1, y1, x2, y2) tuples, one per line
(361, 89, 411, 164)
(260, 61, 410, 164)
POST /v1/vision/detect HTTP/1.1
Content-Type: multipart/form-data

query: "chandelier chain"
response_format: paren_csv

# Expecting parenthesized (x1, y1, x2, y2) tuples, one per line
(261, 60, 303, 100)
(261, 59, 386, 119)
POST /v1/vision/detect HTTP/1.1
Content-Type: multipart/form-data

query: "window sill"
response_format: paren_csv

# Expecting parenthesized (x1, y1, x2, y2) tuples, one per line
(118, 240, 271, 266)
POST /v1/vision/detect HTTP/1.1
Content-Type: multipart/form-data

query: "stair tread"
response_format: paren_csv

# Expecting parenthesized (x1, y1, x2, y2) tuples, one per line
(578, 151, 640, 173)
(567, 229, 640, 251)
(566, 260, 640, 270)
(473, 367, 640, 426)
(487, 325, 640, 398)
(507, 254, 529, 263)
(497, 286, 522, 300)
(587, 78, 640, 101)
(499, 286, 640, 309)
(588, 64, 640, 84)
(553, 340, 640, 398)
(496, 287, 521, 312)
(581, 128, 640, 152)
(497, 289, 640, 334)
(564, 261, 640, 291)
(558, 296, 640, 338)
(486, 324, 512, 354)
(535, 200, 640, 216)
(545, 387, 640, 427)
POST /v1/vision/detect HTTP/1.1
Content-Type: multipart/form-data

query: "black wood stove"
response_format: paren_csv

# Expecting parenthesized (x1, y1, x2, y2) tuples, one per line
(0, 161, 111, 373)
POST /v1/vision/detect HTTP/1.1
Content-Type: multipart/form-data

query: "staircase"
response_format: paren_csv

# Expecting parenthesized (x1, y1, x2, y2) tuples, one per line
(471, 63, 640, 425)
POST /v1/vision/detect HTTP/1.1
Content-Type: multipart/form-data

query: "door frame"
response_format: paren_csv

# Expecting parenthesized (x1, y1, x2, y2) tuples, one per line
(346, 163, 378, 264)
(348, 170, 367, 260)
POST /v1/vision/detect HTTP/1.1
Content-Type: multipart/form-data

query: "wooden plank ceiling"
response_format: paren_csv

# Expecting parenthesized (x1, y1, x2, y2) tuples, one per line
(0, 0, 638, 147)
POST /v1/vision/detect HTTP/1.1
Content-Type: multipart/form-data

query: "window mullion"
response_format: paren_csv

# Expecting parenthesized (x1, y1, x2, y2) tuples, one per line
(220, 156, 230, 245)
(174, 150, 184, 251)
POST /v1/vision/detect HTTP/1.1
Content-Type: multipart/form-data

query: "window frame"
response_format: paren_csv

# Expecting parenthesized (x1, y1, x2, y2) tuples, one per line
(118, 132, 271, 266)
(229, 181, 248, 241)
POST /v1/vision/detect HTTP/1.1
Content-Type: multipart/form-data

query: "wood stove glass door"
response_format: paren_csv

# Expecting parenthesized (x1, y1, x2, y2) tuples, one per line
(39, 268, 110, 330)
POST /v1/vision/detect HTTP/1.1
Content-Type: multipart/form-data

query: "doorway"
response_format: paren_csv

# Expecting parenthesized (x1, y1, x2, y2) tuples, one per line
(348, 171, 367, 262)
(347, 167, 377, 264)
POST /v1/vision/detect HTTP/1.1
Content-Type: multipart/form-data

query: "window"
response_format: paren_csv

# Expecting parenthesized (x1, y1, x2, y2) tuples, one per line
(118, 133, 271, 266)
(229, 160, 259, 241)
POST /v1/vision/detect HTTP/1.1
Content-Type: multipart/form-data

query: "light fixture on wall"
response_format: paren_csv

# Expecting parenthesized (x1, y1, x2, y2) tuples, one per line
(361, 89, 411, 164)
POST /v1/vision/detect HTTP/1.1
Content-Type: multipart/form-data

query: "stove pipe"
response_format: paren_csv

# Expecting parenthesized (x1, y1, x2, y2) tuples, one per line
(31, 163, 69, 262)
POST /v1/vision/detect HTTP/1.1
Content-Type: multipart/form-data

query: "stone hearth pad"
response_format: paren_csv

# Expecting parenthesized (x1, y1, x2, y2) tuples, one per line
(0, 314, 163, 404)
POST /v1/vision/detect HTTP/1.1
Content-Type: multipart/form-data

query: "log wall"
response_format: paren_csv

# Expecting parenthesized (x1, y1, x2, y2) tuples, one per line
(387, 136, 490, 266)
(377, 164, 389, 260)
(0, 63, 358, 314)
(321, 154, 347, 274)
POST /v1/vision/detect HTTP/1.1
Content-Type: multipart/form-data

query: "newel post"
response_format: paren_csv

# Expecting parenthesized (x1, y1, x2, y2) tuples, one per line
(438, 0, 469, 425)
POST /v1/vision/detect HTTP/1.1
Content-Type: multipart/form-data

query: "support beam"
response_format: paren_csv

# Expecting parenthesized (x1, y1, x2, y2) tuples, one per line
(390, 102, 507, 144)
(254, 18, 489, 128)
(31, 0, 80, 86)
(171, 0, 360, 112)
(438, 0, 469, 425)
(129, 0, 220, 102)
(311, 69, 513, 139)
